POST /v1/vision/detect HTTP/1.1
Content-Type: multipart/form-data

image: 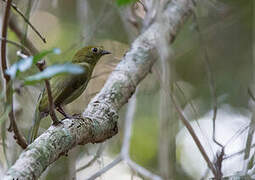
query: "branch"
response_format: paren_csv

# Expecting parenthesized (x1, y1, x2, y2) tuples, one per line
(0, 37, 31, 55)
(88, 90, 162, 180)
(2, 0, 46, 43)
(16, 51, 60, 127)
(192, 13, 223, 149)
(169, 93, 217, 177)
(3, 0, 197, 179)
(9, 15, 39, 55)
(76, 143, 104, 172)
(1, 0, 28, 149)
(36, 61, 60, 126)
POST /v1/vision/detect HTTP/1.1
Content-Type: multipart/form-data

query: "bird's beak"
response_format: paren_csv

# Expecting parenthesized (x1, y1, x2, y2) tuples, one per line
(101, 50, 111, 55)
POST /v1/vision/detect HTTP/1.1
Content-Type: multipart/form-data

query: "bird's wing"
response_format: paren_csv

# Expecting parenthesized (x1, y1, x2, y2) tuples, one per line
(38, 73, 88, 112)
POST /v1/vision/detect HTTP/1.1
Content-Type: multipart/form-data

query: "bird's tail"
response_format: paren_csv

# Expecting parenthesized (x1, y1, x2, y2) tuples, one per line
(28, 107, 43, 144)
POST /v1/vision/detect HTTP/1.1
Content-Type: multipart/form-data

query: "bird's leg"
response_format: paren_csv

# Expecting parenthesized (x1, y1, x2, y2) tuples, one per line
(56, 106, 71, 119)
(72, 113, 83, 119)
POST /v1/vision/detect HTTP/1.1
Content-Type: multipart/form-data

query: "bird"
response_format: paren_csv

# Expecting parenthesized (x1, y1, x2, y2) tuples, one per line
(28, 46, 111, 143)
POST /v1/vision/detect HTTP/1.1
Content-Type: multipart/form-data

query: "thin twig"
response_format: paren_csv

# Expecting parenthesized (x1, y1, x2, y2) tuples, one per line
(122, 92, 162, 180)
(243, 89, 255, 172)
(126, 158, 161, 180)
(192, 13, 223, 149)
(36, 61, 60, 125)
(1, 0, 11, 82)
(153, 65, 217, 177)
(224, 143, 255, 160)
(9, 16, 39, 55)
(170, 93, 217, 177)
(174, 82, 214, 156)
(224, 124, 249, 148)
(1, 0, 28, 149)
(137, 0, 148, 12)
(22, 0, 33, 46)
(86, 155, 122, 180)
(121, 91, 137, 156)
(61, 2, 110, 55)
(243, 115, 255, 171)
(213, 148, 224, 178)
(9, 15, 59, 127)
(0, 37, 31, 55)
(17, 49, 60, 127)
(76, 143, 104, 172)
(2, 0, 46, 43)
(249, 88, 255, 102)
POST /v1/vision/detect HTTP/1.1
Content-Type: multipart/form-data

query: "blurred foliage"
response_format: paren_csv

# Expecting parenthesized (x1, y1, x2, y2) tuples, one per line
(116, 0, 138, 6)
(24, 63, 84, 85)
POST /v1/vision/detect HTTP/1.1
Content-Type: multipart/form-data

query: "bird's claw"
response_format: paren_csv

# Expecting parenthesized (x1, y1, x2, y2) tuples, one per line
(52, 119, 62, 126)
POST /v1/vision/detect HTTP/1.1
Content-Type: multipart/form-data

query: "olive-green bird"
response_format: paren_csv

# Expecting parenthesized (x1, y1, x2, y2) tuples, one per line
(28, 46, 111, 143)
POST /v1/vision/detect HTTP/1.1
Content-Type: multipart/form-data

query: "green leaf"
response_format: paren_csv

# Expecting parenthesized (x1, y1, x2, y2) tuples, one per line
(33, 48, 61, 64)
(6, 48, 61, 79)
(116, 0, 137, 6)
(24, 63, 84, 85)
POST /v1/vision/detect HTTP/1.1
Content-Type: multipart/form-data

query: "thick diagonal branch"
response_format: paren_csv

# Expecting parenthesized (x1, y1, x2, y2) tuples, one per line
(3, 0, 196, 179)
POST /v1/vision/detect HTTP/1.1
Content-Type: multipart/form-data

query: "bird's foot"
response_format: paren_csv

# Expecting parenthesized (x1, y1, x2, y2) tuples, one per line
(52, 119, 62, 126)
(56, 106, 72, 119)
(72, 113, 83, 119)
(51, 114, 62, 126)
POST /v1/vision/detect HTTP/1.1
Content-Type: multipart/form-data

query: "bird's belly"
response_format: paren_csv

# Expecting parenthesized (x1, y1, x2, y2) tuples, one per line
(61, 81, 88, 105)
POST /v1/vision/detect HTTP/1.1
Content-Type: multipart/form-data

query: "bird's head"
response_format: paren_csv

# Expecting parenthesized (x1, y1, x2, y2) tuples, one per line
(72, 46, 111, 65)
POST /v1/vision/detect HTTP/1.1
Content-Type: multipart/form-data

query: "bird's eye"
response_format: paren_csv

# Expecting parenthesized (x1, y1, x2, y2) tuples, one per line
(92, 48, 98, 53)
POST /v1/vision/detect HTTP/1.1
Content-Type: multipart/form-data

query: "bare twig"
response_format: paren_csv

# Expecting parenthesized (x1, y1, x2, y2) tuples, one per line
(121, 91, 137, 156)
(1, 0, 11, 82)
(242, 89, 255, 172)
(169, 93, 217, 177)
(76, 143, 104, 172)
(9, 16, 39, 55)
(36, 61, 60, 125)
(61, 2, 110, 55)
(1, 0, 28, 149)
(126, 158, 161, 180)
(153, 64, 217, 177)
(44, 78, 60, 125)
(192, 12, 223, 149)
(224, 124, 249, 148)
(174, 82, 214, 155)
(248, 88, 255, 102)
(16, 47, 60, 127)
(2, 0, 46, 43)
(0, 37, 31, 55)
(86, 155, 122, 180)
(243, 114, 255, 172)
(224, 144, 255, 160)
(137, 0, 147, 12)
(213, 148, 224, 178)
